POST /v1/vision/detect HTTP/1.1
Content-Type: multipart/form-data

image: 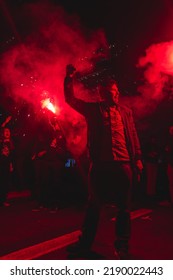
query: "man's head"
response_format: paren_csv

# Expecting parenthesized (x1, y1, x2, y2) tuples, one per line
(3, 127, 11, 140)
(99, 79, 120, 105)
(169, 125, 173, 136)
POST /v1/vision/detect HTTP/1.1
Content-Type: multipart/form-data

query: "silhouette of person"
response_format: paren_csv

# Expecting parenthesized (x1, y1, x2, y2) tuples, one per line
(64, 64, 143, 259)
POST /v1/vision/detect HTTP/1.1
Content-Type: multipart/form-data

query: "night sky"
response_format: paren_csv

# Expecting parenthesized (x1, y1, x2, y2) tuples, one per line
(1, 0, 171, 55)
(0, 0, 172, 84)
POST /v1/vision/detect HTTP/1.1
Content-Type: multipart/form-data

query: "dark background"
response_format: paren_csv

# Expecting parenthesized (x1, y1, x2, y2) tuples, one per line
(1, 0, 173, 139)
(0, 0, 171, 65)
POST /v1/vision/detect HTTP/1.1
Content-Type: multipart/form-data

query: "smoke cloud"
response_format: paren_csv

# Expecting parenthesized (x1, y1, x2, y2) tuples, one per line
(126, 40, 173, 121)
(0, 1, 107, 156)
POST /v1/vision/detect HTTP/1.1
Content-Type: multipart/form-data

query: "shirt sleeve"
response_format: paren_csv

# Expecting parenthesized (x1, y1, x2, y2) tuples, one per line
(64, 76, 91, 116)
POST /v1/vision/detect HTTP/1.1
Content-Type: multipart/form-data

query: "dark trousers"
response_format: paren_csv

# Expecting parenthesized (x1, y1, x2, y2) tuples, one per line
(32, 159, 45, 201)
(35, 159, 64, 207)
(79, 161, 133, 248)
(13, 156, 26, 190)
(0, 156, 10, 205)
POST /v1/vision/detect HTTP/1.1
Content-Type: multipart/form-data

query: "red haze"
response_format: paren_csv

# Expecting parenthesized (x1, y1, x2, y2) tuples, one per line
(0, 2, 108, 156)
(122, 41, 173, 121)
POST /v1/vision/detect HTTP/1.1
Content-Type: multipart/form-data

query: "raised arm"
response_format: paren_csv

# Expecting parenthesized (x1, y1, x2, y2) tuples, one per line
(64, 64, 91, 116)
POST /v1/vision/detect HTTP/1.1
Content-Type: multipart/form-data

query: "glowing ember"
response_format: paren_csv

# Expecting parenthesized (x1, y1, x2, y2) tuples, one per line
(167, 49, 173, 66)
(41, 98, 56, 114)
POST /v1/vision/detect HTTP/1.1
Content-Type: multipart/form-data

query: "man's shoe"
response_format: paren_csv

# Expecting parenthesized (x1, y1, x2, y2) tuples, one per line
(114, 240, 130, 260)
(67, 242, 90, 257)
(114, 247, 130, 260)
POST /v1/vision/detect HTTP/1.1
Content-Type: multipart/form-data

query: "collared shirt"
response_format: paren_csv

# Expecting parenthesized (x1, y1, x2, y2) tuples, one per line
(100, 104, 130, 161)
(110, 106, 130, 161)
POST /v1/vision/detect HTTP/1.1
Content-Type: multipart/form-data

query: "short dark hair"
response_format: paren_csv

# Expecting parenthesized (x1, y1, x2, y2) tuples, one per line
(101, 78, 118, 88)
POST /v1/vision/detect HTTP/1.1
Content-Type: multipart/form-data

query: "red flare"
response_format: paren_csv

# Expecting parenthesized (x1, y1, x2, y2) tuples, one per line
(41, 98, 56, 114)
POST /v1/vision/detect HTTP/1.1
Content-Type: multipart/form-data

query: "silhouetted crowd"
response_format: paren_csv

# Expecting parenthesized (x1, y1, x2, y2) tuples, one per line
(0, 115, 87, 209)
(0, 115, 173, 209)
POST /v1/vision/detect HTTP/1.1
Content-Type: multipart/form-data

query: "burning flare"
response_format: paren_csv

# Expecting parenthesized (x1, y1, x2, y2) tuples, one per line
(41, 98, 56, 114)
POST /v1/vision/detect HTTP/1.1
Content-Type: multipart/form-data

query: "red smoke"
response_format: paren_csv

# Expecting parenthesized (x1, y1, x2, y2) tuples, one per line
(0, 2, 108, 156)
(122, 41, 173, 121)
(138, 41, 173, 81)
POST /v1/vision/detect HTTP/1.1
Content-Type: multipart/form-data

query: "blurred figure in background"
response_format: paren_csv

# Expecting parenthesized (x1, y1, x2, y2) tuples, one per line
(165, 125, 173, 206)
(31, 122, 49, 208)
(31, 118, 68, 212)
(144, 135, 160, 204)
(0, 121, 14, 206)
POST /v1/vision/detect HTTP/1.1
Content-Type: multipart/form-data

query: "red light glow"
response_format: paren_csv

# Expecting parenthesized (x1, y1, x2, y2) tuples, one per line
(41, 98, 56, 114)
(167, 48, 173, 66)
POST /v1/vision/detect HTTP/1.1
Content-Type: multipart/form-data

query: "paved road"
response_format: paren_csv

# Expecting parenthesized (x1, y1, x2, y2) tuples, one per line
(0, 194, 173, 260)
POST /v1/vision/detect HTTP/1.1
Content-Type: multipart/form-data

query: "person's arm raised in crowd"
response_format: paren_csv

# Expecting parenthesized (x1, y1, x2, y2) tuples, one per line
(64, 64, 92, 116)
(1, 116, 12, 128)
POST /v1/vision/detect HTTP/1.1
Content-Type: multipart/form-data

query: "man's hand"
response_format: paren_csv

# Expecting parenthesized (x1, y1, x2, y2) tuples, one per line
(66, 64, 76, 77)
(10, 163, 13, 172)
(136, 159, 143, 182)
(136, 159, 143, 173)
(37, 150, 46, 157)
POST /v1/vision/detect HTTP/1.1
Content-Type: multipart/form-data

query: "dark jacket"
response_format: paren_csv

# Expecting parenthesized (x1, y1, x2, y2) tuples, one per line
(165, 136, 173, 166)
(64, 77, 142, 164)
